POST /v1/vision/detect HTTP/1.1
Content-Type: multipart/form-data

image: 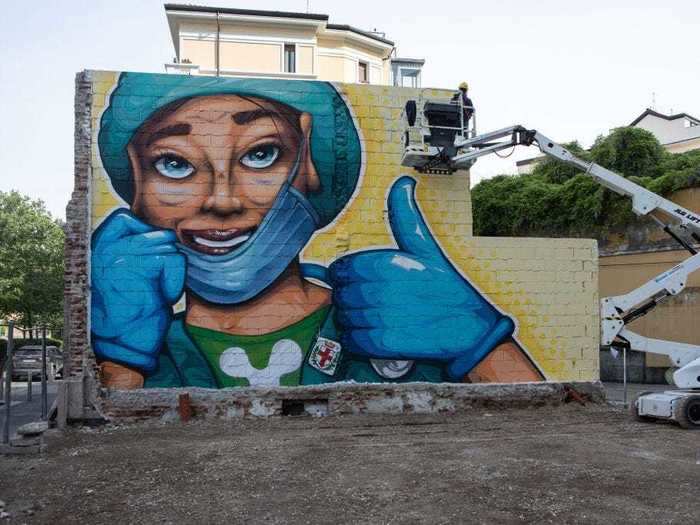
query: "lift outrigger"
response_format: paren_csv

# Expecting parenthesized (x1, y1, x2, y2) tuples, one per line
(401, 98, 700, 428)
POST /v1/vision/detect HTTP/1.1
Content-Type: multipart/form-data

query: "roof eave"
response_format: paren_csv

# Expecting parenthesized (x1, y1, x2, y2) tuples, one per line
(164, 4, 329, 22)
(164, 4, 395, 52)
(391, 57, 425, 64)
(325, 23, 394, 46)
(630, 108, 700, 127)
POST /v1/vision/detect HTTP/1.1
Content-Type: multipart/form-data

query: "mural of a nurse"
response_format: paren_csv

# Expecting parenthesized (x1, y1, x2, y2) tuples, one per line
(92, 73, 543, 389)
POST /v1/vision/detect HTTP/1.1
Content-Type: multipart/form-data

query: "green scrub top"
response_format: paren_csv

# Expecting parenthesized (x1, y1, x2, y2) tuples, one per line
(144, 308, 447, 388)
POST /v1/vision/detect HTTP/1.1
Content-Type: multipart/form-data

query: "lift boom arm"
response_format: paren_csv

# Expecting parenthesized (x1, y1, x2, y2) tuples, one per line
(441, 125, 700, 388)
(453, 125, 700, 239)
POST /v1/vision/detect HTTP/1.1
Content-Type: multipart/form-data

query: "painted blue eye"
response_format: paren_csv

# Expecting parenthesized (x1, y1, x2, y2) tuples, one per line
(240, 145, 280, 169)
(153, 155, 195, 179)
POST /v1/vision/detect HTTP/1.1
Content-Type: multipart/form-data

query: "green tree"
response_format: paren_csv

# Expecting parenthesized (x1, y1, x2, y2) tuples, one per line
(590, 127, 665, 179)
(0, 191, 64, 335)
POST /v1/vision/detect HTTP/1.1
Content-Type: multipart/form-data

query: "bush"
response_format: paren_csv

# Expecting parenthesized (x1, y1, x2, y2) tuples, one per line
(536, 141, 591, 184)
(590, 127, 666, 179)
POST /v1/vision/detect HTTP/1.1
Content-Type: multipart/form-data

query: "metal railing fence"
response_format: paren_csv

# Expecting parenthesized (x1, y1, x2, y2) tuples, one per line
(1, 322, 53, 443)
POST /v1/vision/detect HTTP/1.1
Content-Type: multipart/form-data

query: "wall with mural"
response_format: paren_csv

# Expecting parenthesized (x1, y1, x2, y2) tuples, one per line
(88, 71, 599, 390)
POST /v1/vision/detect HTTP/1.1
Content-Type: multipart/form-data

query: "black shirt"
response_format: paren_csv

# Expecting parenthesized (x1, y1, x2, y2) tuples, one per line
(452, 90, 474, 120)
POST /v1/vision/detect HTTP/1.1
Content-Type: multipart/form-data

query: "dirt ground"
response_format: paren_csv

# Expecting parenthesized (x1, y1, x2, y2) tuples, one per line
(0, 404, 698, 524)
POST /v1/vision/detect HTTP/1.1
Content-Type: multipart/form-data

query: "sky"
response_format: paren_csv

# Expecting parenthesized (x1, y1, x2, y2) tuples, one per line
(1, 0, 698, 219)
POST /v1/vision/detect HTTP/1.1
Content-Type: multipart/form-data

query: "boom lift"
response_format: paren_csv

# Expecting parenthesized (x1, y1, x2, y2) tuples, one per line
(400, 98, 700, 428)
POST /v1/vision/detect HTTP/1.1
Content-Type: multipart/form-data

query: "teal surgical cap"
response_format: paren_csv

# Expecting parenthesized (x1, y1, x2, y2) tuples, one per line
(98, 72, 362, 227)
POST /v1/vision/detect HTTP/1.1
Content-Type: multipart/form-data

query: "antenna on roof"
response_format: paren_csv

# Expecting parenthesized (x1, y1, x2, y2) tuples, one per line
(651, 92, 657, 110)
(306, 0, 310, 13)
(369, 28, 387, 38)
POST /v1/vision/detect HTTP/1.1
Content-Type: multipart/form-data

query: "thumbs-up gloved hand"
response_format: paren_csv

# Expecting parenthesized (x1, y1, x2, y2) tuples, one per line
(328, 176, 515, 381)
(91, 209, 186, 374)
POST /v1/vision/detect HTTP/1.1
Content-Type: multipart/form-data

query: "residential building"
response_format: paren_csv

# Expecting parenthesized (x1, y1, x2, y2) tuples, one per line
(630, 108, 700, 153)
(163, 4, 424, 86)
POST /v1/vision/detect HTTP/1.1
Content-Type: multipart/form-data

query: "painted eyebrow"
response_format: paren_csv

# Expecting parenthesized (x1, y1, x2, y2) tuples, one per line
(145, 123, 192, 146)
(231, 108, 281, 125)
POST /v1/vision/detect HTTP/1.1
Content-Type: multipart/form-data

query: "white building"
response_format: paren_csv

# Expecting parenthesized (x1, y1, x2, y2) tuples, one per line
(630, 108, 700, 153)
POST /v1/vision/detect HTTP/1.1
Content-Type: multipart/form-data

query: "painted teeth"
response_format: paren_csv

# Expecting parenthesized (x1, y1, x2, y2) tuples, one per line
(193, 234, 250, 249)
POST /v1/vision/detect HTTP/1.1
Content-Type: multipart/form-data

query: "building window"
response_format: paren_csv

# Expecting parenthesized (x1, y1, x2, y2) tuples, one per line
(284, 44, 296, 73)
(358, 61, 369, 83)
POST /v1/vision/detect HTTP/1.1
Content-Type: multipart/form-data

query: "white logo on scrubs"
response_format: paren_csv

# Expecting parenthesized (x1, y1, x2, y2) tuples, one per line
(219, 339, 303, 386)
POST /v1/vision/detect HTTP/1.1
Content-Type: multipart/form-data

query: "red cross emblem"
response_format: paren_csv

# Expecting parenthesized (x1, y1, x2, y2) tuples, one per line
(309, 337, 341, 375)
(317, 342, 335, 368)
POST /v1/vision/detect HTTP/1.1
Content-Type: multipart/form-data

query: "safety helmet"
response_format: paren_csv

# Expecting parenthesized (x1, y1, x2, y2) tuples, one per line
(98, 72, 362, 228)
(458, 81, 469, 90)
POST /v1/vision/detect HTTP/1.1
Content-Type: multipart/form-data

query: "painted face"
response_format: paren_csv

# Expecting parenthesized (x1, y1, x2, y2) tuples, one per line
(128, 95, 318, 255)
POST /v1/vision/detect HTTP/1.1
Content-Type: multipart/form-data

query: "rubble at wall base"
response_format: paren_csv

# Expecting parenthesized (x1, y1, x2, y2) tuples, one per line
(98, 381, 606, 423)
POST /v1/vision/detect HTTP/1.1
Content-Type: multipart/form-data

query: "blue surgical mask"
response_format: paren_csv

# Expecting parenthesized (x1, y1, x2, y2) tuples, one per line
(176, 142, 320, 305)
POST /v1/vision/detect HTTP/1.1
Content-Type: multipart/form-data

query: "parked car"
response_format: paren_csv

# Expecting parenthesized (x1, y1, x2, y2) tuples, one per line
(11, 345, 62, 381)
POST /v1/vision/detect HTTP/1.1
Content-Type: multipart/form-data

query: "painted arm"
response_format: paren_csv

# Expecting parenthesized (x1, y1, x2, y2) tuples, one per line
(469, 340, 543, 382)
(100, 361, 145, 389)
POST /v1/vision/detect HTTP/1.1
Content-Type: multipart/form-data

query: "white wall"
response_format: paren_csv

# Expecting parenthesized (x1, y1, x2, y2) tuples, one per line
(635, 115, 700, 146)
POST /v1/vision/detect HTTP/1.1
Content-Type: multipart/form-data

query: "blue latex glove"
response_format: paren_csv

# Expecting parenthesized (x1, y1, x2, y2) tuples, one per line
(328, 176, 515, 381)
(91, 210, 185, 373)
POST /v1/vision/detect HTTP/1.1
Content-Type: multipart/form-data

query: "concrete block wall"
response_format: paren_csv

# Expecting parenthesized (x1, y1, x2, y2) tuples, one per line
(66, 70, 599, 411)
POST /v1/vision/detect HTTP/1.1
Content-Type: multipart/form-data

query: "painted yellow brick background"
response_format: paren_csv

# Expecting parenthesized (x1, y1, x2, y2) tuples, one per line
(88, 70, 599, 383)
(451, 237, 599, 381)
